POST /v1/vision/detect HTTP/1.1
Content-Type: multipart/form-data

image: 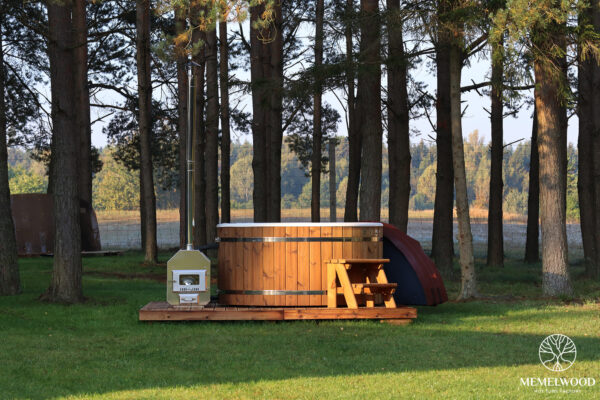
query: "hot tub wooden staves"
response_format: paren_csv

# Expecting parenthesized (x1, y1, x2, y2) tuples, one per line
(217, 223, 383, 307)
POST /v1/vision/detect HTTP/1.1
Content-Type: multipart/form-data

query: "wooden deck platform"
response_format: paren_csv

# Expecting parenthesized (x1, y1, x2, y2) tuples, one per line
(139, 302, 417, 322)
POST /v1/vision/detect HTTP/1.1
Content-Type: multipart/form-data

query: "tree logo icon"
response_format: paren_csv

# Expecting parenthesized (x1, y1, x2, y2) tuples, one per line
(539, 334, 577, 372)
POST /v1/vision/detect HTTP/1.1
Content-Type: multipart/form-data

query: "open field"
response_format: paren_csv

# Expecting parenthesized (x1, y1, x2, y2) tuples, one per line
(0, 253, 599, 399)
(96, 209, 585, 262)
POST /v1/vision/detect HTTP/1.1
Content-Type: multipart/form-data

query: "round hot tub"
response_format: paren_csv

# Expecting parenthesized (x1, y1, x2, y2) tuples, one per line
(217, 222, 383, 306)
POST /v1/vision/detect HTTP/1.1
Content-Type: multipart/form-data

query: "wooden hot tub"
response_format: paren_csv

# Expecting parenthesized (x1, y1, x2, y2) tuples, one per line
(217, 222, 383, 306)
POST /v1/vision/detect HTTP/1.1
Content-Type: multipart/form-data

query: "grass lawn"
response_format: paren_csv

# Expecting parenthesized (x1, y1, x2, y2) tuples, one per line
(1, 253, 599, 399)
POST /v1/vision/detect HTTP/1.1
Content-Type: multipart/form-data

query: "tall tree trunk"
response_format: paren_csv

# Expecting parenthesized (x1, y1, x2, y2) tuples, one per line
(192, 26, 206, 247)
(487, 37, 504, 267)
(387, 0, 410, 232)
(250, 5, 268, 222)
(534, 32, 572, 296)
(329, 138, 337, 222)
(577, 45, 596, 274)
(432, 4, 454, 276)
(344, 0, 360, 222)
(219, 20, 231, 224)
(358, 0, 382, 221)
(311, 0, 325, 222)
(450, 44, 477, 300)
(525, 108, 540, 263)
(43, 0, 83, 303)
(0, 18, 20, 296)
(591, 4, 600, 279)
(175, 4, 188, 248)
(72, 0, 91, 206)
(267, 3, 283, 222)
(205, 26, 219, 243)
(136, 0, 157, 263)
(250, 3, 283, 222)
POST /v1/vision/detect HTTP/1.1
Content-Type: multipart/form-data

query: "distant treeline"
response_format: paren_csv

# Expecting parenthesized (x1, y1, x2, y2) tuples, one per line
(8, 131, 580, 219)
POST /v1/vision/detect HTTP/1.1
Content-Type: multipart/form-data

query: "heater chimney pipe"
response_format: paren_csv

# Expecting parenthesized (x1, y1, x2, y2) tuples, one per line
(186, 66, 195, 250)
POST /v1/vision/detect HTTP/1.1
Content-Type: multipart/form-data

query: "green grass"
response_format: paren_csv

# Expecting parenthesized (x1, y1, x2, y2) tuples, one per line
(0, 253, 599, 399)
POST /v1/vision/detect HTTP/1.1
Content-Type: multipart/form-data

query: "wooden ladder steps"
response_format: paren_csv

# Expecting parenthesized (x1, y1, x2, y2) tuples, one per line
(335, 283, 397, 295)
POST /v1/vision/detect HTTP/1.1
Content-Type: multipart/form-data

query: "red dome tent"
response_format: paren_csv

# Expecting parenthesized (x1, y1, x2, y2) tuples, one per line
(381, 222, 448, 306)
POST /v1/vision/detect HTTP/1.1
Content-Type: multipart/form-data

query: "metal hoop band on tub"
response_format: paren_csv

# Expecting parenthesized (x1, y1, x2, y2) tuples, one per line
(219, 289, 327, 295)
(216, 236, 381, 243)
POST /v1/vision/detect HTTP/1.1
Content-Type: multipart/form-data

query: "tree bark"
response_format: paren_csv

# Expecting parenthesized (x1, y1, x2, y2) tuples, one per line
(267, 4, 284, 222)
(358, 0, 382, 221)
(534, 33, 572, 296)
(591, 4, 600, 279)
(191, 23, 206, 247)
(250, 3, 283, 222)
(0, 16, 20, 296)
(43, 0, 83, 303)
(175, 4, 188, 248)
(205, 26, 219, 243)
(432, 4, 454, 276)
(386, 0, 410, 232)
(450, 44, 477, 300)
(219, 20, 231, 224)
(487, 37, 504, 267)
(72, 0, 92, 206)
(329, 138, 337, 222)
(311, 0, 325, 222)
(525, 107, 540, 263)
(577, 45, 596, 274)
(250, 5, 268, 222)
(136, 0, 157, 263)
(344, 0, 360, 222)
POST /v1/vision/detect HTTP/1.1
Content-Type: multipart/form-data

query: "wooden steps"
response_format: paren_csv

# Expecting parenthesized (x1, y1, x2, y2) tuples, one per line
(139, 301, 417, 322)
(327, 258, 396, 309)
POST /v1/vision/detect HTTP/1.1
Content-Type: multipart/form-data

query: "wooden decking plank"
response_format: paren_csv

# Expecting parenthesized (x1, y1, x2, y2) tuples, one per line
(283, 307, 416, 320)
(139, 302, 416, 322)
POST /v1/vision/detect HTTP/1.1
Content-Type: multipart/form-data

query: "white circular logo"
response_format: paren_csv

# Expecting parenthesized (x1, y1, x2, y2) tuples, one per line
(539, 334, 577, 371)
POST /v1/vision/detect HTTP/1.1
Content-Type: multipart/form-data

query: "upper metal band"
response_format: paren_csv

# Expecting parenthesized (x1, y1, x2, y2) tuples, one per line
(217, 236, 382, 243)
(219, 289, 326, 295)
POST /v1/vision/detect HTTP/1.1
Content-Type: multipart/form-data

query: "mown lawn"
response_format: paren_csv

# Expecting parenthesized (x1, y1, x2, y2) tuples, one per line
(0, 253, 599, 400)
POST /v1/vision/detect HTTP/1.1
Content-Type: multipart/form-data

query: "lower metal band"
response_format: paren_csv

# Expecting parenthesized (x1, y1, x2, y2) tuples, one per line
(217, 236, 381, 243)
(219, 289, 326, 295)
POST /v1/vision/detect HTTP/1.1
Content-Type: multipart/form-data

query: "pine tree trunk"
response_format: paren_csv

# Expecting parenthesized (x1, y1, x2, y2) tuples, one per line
(432, 15, 454, 277)
(487, 37, 504, 267)
(591, 5, 600, 279)
(450, 45, 477, 300)
(43, 1, 83, 303)
(311, 0, 325, 223)
(136, 0, 157, 263)
(534, 35, 572, 296)
(266, 4, 283, 222)
(175, 4, 188, 248)
(329, 138, 337, 222)
(358, 0, 382, 221)
(344, 0, 360, 222)
(386, 0, 410, 232)
(205, 27, 219, 243)
(525, 108, 540, 263)
(72, 0, 92, 206)
(0, 19, 20, 296)
(219, 20, 231, 224)
(250, 5, 268, 222)
(192, 26, 206, 247)
(577, 50, 596, 274)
